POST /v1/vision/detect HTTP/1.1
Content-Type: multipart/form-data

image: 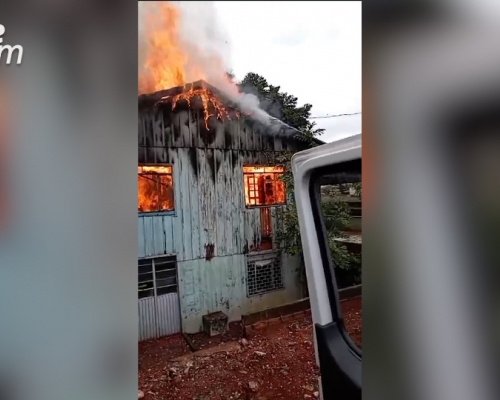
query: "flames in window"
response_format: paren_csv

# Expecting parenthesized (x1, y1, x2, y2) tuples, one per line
(243, 166, 286, 207)
(138, 165, 174, 212)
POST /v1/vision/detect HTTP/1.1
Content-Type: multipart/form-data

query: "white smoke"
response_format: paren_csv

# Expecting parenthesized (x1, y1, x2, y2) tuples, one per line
(138, 1, 288, 133)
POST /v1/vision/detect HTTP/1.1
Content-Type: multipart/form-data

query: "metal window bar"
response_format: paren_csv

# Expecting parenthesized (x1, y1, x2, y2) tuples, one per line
(244, 172, 285, 207)
(246, 252, 284, 296)
(246, 174, 259, 205)
(138, 256, 178, 299)
(138, 259, 154, 299)
(154, 256, 178, 296)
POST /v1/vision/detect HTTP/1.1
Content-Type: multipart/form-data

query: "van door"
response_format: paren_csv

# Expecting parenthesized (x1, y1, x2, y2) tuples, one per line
(292, 134, 362, 400)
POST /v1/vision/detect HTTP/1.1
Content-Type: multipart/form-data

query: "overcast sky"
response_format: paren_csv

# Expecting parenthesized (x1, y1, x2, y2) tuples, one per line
(213, 1, 361, 142)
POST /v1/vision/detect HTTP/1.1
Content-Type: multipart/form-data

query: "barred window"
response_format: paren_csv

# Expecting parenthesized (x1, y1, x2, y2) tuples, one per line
(243, 166, 286, 207)
(138, 165, 174, 213)
(138, 255, 177, 299)
(246, 252, 284, 296)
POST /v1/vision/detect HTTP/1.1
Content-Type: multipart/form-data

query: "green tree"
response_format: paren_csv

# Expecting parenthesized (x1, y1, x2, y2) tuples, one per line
(239, 72, 313, 131)
(237, 72, 361, 291)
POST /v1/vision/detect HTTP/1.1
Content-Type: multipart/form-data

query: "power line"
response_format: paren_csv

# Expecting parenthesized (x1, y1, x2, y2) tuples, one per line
(310, 112, 361, 119)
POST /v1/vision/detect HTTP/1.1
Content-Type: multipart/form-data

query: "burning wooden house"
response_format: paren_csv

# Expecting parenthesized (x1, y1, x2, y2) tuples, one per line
(138, 80, 321, 339)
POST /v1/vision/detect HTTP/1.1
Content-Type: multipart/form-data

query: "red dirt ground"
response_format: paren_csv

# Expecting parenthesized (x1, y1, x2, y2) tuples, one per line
(342, 296, 362, 348)
(138, 296, 361, 400)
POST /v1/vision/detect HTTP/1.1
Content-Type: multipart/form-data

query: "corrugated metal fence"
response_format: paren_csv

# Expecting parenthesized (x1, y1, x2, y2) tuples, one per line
(138, 293, 181, 341)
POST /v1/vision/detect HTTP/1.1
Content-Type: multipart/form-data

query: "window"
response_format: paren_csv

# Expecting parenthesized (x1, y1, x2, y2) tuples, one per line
(246, 252, 284, 296)
(138, 255, 177, 299)
(138, 165, 174, 213)
(243, 166, 286, 207)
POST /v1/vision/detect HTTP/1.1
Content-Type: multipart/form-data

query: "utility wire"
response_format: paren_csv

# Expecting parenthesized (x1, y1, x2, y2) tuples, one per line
(310, 112, 361, 119)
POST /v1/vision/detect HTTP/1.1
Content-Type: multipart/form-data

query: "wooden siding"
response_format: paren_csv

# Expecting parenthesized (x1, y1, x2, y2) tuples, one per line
(138, 103, 305, 333)
(178, 253, 302, 334)
(138, 106, 302, 261)
(138, 105, 302, 155)
(138, 147, 286, 260)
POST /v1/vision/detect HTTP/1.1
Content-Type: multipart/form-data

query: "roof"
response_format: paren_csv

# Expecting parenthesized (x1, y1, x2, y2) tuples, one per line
(138, 79, 325, 146)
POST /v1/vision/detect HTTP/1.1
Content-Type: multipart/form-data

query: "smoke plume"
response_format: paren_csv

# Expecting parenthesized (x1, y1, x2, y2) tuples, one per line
(138, 1, 288, 133)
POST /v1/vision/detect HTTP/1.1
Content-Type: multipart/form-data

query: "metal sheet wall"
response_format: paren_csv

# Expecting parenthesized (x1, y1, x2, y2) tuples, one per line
(156, 293, 181, 337)
(138, 297, 156, 341)
(138, 293, 181, 341)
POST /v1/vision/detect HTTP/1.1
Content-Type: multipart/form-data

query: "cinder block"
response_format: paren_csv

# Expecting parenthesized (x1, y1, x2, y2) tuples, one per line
(202, 311, 228, 337)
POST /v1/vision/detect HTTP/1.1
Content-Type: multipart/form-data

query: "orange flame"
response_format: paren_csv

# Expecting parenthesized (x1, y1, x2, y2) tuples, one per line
(139, 2, 241, 129)
(159, 85, 234, 130)
(243, 166, 286, 206)
(139, 2, 191, 93)
(138, 165, 174, 213)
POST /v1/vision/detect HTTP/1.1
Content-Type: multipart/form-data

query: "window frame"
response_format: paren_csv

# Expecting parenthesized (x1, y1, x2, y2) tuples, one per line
(138, 164, 176, 216)
(138, 255, 178, 300)
(245, 250, 284, 297)
(242, 164, 287, 208)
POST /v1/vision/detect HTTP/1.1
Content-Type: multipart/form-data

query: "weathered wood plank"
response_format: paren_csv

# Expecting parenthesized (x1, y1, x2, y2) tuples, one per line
(224, 150, 233, 256)
(152, 216, 165, 255)
(253, 124, 261, 152)
(243, 150, 252, 166)
(263, 134, 273, 151)
(152, 109, 164, 148)
(191, 109, 201, 148)
(224, 119, 233, 150)
(215, 119, 225, 149)
(214, 149, 225, 256)
(238, 162, 246, 254)
(170, 150, 183, 257)
(144, 112, 154, 148)
(143, 216, 155, 257)
(205, 117, 217, 150)
(247, 120, 255, 151)
(243, 208, 256, 252)
(139, 115, 146, 147)
(239, 118, 246, 150)
(179, 110, 190, 148)
(162, 107, 174, 149)
(188, 148, 201, 259)
(231, 150, 243, 253)
(138, 216, 146, 258)
(205, 149, 217, 253)
(171, 110, 183, 147)
(255, 208, 262, 248)
(138, 147, 146, 165)
(179, 148, 193, 261)
(197, 149, 208, 259)
(164, 215, 174, 254)
(231, 118, 240, 150)
(138, 106, 304, 261)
